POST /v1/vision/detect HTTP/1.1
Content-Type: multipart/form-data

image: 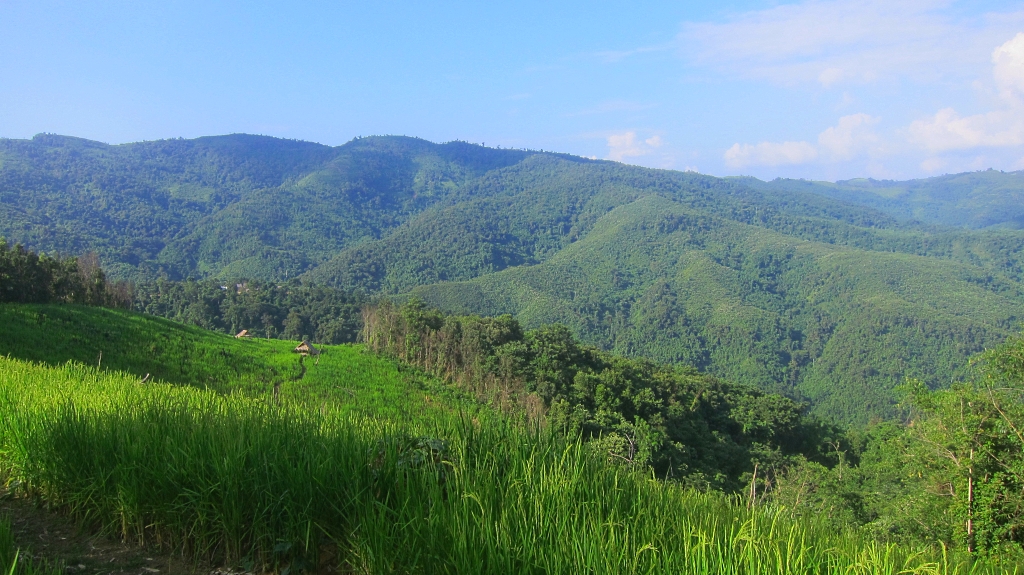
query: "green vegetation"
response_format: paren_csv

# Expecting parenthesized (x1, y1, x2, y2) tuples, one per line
(0, 134, 528, 282)
(0, 302, 472, 422)
(772, 332, 1024, 557)
(4, 134, 1024, 423)
(0, 239, 127, 307)
(363, 299, 841, 492)
(1, 286, 1023, 566)
(401, 195, 1024, 423)
(738, 169, 1024, 229)
(0, 303, 299, 395)
(364, 299, 1024, 558)
(1, 355, 1014, 574)
(132, 278, 365, 344)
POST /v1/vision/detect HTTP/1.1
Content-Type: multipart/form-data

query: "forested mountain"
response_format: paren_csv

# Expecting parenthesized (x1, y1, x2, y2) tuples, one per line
(735, 170, 1024, 229)
(3, 132, 1024, 423)
(0, 133, 528, 280)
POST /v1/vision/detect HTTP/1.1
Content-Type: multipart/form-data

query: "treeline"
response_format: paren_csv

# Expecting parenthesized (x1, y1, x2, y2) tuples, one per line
(363, 299, 844, 492)
(132, 279, 365, 344)
(364, 299, 1024, 556)
(0, 238, 129, 307)
(773, 335, 1024, 555)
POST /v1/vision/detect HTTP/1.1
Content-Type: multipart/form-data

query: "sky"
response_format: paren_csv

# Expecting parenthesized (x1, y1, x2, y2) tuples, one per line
(1, 0, 1023, 181)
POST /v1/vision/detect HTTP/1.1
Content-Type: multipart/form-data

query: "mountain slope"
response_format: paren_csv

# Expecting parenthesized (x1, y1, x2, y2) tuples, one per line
(736, 170, 1024, 229)
(0, 134, 528, 280)
(404, 195, 1022, 422)
(0, 303, 467, 420)
(5, 133, 1024, 422)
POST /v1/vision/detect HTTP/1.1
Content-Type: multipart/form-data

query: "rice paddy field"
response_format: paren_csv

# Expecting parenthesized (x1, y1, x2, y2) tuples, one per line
(0, 304, 1020, 574)
(0, 304, 472, 420)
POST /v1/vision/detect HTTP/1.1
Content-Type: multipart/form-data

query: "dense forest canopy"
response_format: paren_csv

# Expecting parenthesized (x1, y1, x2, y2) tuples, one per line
(363, 298, 1024, 555)
(3, 133, 1024, 423)
(736, 170, 1024, 230)
(5, 222, 1024, 557)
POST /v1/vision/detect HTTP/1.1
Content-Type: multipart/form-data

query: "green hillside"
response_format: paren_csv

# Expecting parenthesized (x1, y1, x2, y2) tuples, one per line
(5, 133, 1024, 423)
(0, 134, 528, 280)
(737, 169, 1024, 229)
(404, 195, 1024, 422)
(0, 303, 470, 420)
(4, 353, 1008, 573)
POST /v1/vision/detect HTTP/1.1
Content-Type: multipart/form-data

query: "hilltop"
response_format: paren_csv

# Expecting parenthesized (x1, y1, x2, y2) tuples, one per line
(3, 133, 1024, 422)
(735, 170, 1024, 229)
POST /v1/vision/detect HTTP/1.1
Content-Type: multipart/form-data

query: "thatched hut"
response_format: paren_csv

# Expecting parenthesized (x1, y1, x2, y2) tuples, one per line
(235, 329, 252, 338)
(293, 340, 320, 356)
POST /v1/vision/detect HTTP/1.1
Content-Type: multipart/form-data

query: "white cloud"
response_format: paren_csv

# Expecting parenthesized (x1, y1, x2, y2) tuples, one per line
(572, 100, 655, 117)
(907, 34, 1024, 152)
(920, 157, 946, 173)
(993, 32, 1024, 102)
(606, 131, 664, 162)
(724, 141, 818, 168)
(678, 0, 1024, 87)
(818, 113, 880, 160)
(907, 107, 1024, 151)
(725, 114, 881, 167)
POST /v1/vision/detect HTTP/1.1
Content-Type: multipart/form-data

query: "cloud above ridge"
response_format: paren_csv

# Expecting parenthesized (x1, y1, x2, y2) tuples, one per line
(678, 0, 1024, 87)
(607, 131, 664, 162)
(724, 114, 879, 168)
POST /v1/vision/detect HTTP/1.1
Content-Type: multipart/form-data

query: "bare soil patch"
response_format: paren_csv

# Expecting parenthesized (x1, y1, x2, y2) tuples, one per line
(1, 487, 206, 575)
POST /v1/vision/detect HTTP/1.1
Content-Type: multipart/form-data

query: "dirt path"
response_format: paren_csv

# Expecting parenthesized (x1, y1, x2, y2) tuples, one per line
(1, 487, 212, 575)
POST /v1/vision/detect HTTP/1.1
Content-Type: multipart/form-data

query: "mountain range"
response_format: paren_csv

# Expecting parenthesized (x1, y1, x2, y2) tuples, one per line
(3, 132, 1024, 423)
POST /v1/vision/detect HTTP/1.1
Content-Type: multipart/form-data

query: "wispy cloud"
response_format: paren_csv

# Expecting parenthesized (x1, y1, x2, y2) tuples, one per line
(725, 114, 880, 168)
(906, 33, 1024, 152)
(595, 43, 673, 63)
(677, 0, 1024, 87)
(724, 141, 818, 168)
(570, 100, 656, 117)
(606, 131, 664, 162)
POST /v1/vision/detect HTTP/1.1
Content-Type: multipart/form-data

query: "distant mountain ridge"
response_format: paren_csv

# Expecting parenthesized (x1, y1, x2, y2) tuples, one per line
(733, 170, 1024, 229)
(3, 132, 1024, 423)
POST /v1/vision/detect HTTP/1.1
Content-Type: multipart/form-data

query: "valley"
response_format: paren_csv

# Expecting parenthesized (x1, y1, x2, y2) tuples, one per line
(3, 134, 1023, 423)
(4, 134, 1024, 571)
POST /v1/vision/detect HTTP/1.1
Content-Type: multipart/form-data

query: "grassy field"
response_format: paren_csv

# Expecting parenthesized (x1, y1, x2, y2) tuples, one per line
(0, 304, 1020, 573)
(0, 303, 475, 421)
(0, 360, 1017, 572)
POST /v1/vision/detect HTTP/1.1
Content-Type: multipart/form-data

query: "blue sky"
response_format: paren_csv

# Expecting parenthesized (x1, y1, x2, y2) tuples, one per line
(2, 0, 1023, 181)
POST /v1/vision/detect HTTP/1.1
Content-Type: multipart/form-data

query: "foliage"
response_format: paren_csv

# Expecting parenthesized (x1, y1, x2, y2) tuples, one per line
(771, 332, 1024, 558)
(363, 300, 843, 491)
(739, 169, 1024, 229)
(0, 303, 474, 422)
(403, 196, 1024, 423)
(0, 356, 1011, 574)
(5, 134, 1024, 424)
(0, 239, 128, 307)
(132, 278, 364, 344)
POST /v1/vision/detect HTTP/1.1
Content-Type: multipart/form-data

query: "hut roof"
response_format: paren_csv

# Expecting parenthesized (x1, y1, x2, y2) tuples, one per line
(235, 329, 251, 338)
(293, 340, 320, 355)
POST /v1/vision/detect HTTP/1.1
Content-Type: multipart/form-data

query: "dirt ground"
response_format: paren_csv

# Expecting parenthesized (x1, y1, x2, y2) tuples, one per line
(0, 487, 210, 575)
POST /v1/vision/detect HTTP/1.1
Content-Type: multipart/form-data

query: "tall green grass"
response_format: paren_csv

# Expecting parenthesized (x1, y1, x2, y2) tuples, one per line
(0, 303, 475, 421)
(0, 303, 301, 394)
(0, 357, 1017, 574)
